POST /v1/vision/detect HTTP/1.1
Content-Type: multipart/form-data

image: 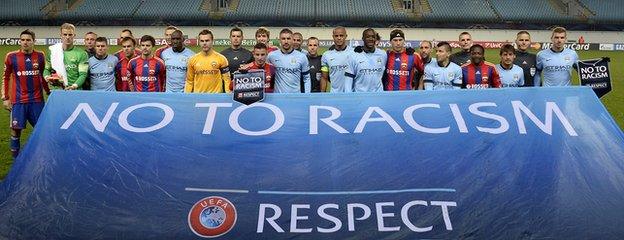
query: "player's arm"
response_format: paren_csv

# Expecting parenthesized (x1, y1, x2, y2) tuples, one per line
(534, 52, 543, 86)
(491, 66, 502, 88)
(114, 61, 122, 91)
(320, 55, 329, 92)
(2, 54, 12, 110)
(301, 56, 311, 93)
(159, 60, 166, 92)
(127, 61, 136, 91)
(344, 58, 357, 92)
(453, 67, 462, 89)
(519, 69, 525, 87)
(69, 52, 89, 90)
(184, 57, 195, 93)
(43, 50, 51, 79)
(39, 53, 50, 95)
(221, 57, 231, 93)
(422, 67, 433, 90)
(412, 53, 424, 89)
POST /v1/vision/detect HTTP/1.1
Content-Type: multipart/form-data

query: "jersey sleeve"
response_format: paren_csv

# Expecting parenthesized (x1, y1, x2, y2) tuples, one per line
(518, 67, 525, 87)
(320, 54, 329, 73)
(534, 53, 542, 86)
(453, 66, 464, 89)
(127, 60, 136, 91)
(2, 53, 11, 100)
(184, 56, 195, 93)
(43, 48, 52, 78)
(423, 65, 433, 90)
(490, 65, 502, 88)
(75, 51, 89, 87)
(221, 56, 232, 93)
(158, 59, 166, 92)
(301, 55, 311, 93)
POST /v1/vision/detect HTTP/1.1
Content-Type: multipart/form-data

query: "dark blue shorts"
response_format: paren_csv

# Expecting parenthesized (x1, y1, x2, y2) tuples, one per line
(10, 102, 44, 129)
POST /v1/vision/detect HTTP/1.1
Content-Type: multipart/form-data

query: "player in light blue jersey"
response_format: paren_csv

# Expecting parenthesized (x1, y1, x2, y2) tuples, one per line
(536, 27, 579, 87)
(161, 30, 195, 92)
(267, 28, 311, 93)
(345, 28, 387, 92)
(321, 27, 354, 92)
(421, 41, 462, 90)
(496, 44, 524, 87)
(88, 37, 118, 91)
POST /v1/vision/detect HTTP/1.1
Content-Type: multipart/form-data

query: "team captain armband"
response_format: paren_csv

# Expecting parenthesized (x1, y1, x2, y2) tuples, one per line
(220, 67, 230, 74)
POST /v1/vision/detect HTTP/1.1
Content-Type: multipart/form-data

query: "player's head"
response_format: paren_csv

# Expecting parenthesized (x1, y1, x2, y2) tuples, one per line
(436, 41, 452, 62)
(60, 23, 76, 46)
(120, 37, 136, 57)
(94, 37, 108, 58)
(469, 44, 485, 65)
(229, 27, 244, 48)
(278, 28, 293, 51)
(120, 29, 133, 39)
(551, 27, 567, 50)
(458, 32, 472, 51)
(255, 27, 270, 44)
(84, 31, 97, 50)
(307, 37, 319, 56)
(419, 40, 433, 59)
(390, 29, 405, 52)
(164, 26, 178, 45)
(253, 42, 268, 66)
(499, 44, 516, 66)
(19, 29, 35, 52)
(170, 30, 185, 51)
(515, 30, 531, 52)
(139, 35, 155, 57)
(361, 28, 377, 50)
(198, 29, 214, 53)
(332, 27, 347, 49)
(292, 32, 303, 50)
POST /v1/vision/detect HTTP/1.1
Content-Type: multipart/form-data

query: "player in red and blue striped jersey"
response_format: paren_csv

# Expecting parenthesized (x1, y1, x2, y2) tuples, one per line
(461, 44, 501, 89)
(114, 37, 141, 91)
(384, 29, 424, 91)
(2, 29, 50, 158)
(127, 35, 166, 92)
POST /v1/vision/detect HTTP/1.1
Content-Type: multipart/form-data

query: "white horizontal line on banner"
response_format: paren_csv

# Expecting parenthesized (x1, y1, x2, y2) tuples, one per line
(257, 188, 456, 195)
(185, 187, 249, 193)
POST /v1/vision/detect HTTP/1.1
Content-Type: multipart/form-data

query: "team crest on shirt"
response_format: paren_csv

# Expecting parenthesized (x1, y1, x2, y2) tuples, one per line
(376, 58, 382, 64)
(149, 69, 155, 75)
(32, 62, 39, 69)
(181, 57, 188, 63)
(12, 118, 18, 128)
(564, 56, 571, 62)
(211, 61, 218, 67)
(291, 58, 297, 65)
(448, 72, 454, 78)
(513, 74, 520, 81)
(400, 63, 408, 69)
(108, 63, 114, 69)
(482, 75, 489, 83)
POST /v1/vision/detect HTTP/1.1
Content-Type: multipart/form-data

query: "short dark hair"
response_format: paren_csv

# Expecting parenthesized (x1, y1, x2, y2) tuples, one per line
(121, 29, 133, 36)
(293, 32, 303, 38)
(120, 36, 136, 46)
(254, 42, 267, 50)
(172, 29, 183, 37)
(307, 36, 318, 42)
(459, 31, 471, 39)
(517, 30, 530, 37)
(20, 29, 35, 40)
(437, 41, 452, 52)
(95, 36, 108, 44)
(198, 29, 213, 39)
(140, 35, 155, 46)
(470, 44, 484, 53)
(362, 28, 376, 39)
(230, 27, 243, 36)
(499, 44, 515, 55)
(279, 28, 293, 36)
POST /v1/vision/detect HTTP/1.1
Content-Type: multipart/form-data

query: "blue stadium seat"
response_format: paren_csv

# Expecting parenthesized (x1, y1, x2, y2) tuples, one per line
(580, 0, 624, 22)
(489, 0, 575, 22)
(0, 0, 47, 20)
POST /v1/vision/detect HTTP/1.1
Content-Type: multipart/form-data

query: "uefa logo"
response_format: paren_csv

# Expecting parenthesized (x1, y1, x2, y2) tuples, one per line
(188, 196, 237, 238)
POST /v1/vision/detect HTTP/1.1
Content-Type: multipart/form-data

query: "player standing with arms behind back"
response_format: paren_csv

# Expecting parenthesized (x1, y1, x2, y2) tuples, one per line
(2, 29, 49, 158)
(536, 27, 579, 87)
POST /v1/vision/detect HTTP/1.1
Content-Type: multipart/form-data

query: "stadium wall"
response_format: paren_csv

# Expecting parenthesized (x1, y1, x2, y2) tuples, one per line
(1, 26, 623, 44)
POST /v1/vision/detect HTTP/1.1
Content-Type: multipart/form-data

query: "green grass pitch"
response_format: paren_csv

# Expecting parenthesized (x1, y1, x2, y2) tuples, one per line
(0, 45, 622, 180)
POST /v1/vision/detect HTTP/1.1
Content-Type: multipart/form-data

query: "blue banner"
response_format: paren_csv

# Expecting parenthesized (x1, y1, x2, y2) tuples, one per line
(1, 87, 623, 239)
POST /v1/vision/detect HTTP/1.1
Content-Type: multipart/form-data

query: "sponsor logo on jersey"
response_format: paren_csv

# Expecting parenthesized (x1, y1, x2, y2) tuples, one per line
(188, 196, 237, 238)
